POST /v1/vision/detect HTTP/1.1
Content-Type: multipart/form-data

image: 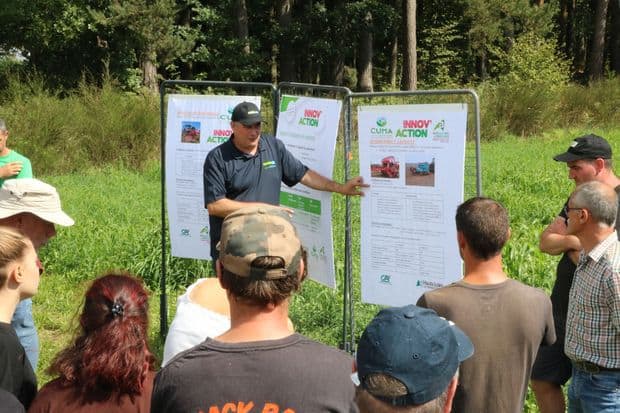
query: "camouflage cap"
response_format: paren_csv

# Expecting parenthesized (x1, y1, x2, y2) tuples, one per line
(217, 206, 302, 279)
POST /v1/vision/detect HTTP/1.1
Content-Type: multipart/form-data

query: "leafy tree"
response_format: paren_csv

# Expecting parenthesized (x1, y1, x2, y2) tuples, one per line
(0, 0, 103, 89)
(90, 0, 195, 91)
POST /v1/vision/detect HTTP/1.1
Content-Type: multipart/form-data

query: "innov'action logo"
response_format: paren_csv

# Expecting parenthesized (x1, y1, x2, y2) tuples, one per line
(199, 226, 209, 241)
(207, 128, 232, 144)
(432, 119, 450, 142)
(298, 109, 322, 127)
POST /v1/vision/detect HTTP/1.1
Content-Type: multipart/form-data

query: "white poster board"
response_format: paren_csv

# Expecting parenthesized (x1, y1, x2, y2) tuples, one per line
(276, 95, 342, 287)
(358, 104, 467, 306)
(165, 94, 260, 259)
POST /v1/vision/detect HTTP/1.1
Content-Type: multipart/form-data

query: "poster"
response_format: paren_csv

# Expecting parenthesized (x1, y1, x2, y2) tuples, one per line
(358, 104, 468, 305)
(276, 95, 342, 287)
(165, 94, 260, 259)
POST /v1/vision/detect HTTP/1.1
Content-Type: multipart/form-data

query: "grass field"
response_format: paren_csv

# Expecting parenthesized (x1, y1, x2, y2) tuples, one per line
(32, 129, 619, 412)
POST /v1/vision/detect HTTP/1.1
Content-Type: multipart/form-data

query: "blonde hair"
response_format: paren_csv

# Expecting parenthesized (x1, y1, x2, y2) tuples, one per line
(0, 226, 30, 288)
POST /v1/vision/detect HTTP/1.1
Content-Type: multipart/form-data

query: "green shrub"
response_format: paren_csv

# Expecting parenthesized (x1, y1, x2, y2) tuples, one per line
(0, 77, 159, 175)
(479, 33, 571, 138)
(558, 77, 620, 127)
(497, 32, 570, 89)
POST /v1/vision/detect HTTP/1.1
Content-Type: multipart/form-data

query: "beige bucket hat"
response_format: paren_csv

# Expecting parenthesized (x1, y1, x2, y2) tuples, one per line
(0, 178, 74, 226)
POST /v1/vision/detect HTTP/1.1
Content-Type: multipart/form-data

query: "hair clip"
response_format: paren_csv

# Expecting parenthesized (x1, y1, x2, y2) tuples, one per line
(111, 302, 124, 318)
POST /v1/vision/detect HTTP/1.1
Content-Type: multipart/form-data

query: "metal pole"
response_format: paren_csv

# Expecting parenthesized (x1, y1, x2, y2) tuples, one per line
(159, 81, 169, 338)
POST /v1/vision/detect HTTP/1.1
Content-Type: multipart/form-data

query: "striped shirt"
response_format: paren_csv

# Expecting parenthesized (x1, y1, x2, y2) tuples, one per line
(565, 232, 620, 368)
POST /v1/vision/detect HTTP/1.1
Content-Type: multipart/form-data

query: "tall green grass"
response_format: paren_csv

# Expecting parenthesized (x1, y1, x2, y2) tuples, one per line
(0, 78, 159, 174)
(480, 77, 620, 139)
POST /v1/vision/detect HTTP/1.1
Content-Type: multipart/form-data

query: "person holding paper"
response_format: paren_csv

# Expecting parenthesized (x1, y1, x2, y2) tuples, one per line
(203, 101, 367, 261)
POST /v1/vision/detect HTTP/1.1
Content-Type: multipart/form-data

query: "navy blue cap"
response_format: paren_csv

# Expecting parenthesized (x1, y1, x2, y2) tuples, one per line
(553, 134, 612, 162)
(231, 102, 262, 126)
(356, 305, 474, 406)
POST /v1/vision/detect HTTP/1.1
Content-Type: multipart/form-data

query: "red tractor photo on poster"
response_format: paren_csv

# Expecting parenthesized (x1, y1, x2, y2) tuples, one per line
(370, 156, 400, 178)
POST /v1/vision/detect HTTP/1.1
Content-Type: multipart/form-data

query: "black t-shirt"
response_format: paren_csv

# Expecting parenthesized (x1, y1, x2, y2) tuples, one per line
(0, 388, 25, 413)
(0, 322, 36, 409)
(203, 134, 308, 259)
(152, 334, 358, 413)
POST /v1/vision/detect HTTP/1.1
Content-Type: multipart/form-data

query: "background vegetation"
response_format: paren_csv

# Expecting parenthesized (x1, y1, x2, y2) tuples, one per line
(0, 0, 618, 92)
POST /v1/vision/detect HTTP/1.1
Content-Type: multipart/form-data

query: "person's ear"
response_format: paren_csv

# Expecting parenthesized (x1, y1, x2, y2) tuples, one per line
(298, 258, 306, 282)
(216, 260, 223, 285)
(443, 376, 459, 413)
(456, 231, 467, 250)
(9, 265, 22, 285)
(594, 158, 606, 173)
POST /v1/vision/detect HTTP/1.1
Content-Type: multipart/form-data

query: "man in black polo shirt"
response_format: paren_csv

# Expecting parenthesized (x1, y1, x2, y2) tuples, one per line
(203, 101, 367, 261)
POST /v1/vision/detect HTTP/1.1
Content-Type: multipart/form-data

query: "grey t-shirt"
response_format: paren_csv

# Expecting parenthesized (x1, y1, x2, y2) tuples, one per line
(152, 333, 358, 413)
(417, 279, 555, 413)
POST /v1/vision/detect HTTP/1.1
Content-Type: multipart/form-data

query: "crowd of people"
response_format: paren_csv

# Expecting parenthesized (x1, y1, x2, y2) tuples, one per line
(0, 105, 618, 413)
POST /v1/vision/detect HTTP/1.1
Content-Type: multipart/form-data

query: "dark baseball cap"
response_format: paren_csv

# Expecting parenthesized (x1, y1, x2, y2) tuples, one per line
(231, 102, 263, 126)
(356, 305, 474, 407)
(553, 134, 612, 162)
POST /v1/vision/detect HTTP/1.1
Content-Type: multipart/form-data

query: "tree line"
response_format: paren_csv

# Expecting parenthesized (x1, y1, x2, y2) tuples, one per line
(0, 0, 618, 92)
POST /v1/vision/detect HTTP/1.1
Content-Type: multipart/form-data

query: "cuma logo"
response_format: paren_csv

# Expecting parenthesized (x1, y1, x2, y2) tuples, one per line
(180, 229, 190, 236)
(218, 106, 235, 120)
(376, 117, 387, 127)
(380, 274, 391, 284)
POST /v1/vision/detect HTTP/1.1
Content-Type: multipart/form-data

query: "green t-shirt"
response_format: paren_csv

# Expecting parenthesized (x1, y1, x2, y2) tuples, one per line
(0, 149, 33, 187)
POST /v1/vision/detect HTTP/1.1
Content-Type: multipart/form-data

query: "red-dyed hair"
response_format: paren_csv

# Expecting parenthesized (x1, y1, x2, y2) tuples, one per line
(48, 271, 155, 396)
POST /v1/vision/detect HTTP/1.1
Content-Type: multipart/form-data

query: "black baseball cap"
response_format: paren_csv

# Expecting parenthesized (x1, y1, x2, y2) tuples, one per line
(553, 134, 612, 162)
(231, 102, 262, 126)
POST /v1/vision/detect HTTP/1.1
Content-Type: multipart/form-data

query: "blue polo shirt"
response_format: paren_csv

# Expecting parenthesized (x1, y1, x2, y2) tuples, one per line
(203, 133, 308, 259)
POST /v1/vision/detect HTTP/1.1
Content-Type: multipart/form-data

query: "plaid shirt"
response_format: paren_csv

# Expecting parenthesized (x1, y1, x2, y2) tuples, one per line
(565, 232, 620, 368)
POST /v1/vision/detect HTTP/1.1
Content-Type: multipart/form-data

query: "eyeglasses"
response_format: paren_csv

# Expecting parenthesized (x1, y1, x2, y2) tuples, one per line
(563, 205, 583, 216)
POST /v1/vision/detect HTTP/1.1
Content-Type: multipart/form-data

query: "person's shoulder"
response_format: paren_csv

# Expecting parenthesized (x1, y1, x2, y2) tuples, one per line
(421, 281, 463, 300)
(10, 150, 30, 162)
(260, 133, 286, 149)
(206, 140, 229, 158)
(27, 378, 70, 411)
(160, 341, 210, 373)
(505, 279, 551, 301)
(35, 377, 67, 395)
(0, 388, 24, 413)
(296, 335, 353, 362)
(0, 322, 17, 339)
